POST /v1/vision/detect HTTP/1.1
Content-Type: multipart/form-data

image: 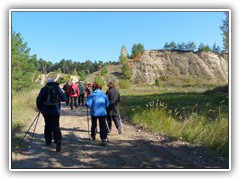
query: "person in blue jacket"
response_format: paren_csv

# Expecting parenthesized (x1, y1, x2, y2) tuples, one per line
(36, 78, 67, 152)
(86, 83, 109, 146)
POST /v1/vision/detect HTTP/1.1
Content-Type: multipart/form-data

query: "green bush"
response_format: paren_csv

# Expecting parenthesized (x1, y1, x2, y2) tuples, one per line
(118, 79, 131, 89)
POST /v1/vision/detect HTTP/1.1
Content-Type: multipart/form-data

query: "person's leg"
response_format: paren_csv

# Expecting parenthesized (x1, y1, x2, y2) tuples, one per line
(99, 116, 108, 143)
(81, 94, 85, 105)
(91, 116, 97, 140)
(48, 115, 62, 152)
(43, 116, 53, 145)
(70, 97, 73, 110)
(112, 115, 122, 134)
(106, 115, 112, 133)
(74, 97, 78, 108)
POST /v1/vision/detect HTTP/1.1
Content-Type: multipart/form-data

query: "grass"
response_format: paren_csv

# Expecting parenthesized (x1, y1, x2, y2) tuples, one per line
(120, 85, 229, 157)
(11, 88, 40, 149)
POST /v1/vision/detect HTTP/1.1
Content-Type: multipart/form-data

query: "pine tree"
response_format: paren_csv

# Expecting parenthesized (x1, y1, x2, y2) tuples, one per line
(12, 31, 37, 93)
(220, 12, 229, 53)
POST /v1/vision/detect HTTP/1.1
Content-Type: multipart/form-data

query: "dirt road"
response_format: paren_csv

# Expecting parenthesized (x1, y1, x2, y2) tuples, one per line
(11, 103, 229, 170)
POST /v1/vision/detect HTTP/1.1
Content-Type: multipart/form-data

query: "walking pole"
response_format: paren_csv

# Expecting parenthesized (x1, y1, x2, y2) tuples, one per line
(28, 112, 40, 149)
(86, 107, 91, 142)
(119, 114, 124, 131)
(19, 111, 40, 146)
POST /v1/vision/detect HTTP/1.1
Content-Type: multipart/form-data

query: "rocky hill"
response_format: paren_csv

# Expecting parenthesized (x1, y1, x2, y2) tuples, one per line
(131, 50, 228, 85)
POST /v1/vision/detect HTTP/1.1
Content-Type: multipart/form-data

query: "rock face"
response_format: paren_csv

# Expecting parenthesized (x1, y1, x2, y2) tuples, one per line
(131, 50, 228, 85)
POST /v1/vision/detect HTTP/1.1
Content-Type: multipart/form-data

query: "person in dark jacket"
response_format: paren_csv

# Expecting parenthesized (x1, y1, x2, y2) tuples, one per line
(62, 81, 70, 105)
(86, 83, 109, 146)
(36, 78, 67, 152)
(106, 81, 123, 134)
(78, 81, 85, 106)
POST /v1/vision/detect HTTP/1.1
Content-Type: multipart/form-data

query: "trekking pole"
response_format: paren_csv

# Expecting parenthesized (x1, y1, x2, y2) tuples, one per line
(119, 114, 124, 131)
(86, 107, 91, 142)
(19, 111, 41, 146)
(28, 112, 40, 149)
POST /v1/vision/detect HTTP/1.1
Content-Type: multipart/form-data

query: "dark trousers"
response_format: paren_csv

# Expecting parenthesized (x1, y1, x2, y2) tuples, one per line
(70, 97, 78, 110)
(91, 116, 108, 140)
(43, 115, 62, 144)
(107, 115, 121, 132)
(65, 93, 69, 105)
(78, 94, 85, 105)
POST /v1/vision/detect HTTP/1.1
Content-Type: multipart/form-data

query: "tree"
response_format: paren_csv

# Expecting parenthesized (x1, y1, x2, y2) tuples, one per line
(12, 31, 38, 92)
(198, 43, 211, 52)
(212, 42, 221, 54)
(220, 12, 229, 53)
(131, 43, 145, 60)
(119, 45, 128, 63)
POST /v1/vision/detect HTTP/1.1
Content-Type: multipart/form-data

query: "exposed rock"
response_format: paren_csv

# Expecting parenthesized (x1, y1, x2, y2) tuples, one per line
(131, 50, 228, 85)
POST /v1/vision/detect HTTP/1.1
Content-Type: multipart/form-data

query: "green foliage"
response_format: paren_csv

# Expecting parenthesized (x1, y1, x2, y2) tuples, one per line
(12, 31, 38, 93)
(155, 79, 164, 87)
(119, 45, 129, 62)
(78, 70, 87, 80)
(122, 62, 132, 79)
(220, 12, 229, 53)
(100, 65, 108, 76)
(118, 79, 131, 89)
(131, 43, 145, 59)
(72, 69, 78, 76)
(198, 43, 211, 52)
(94, 75, 105, 87)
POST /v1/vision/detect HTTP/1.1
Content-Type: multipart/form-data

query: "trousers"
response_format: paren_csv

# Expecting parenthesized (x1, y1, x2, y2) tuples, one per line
(43, 115, 62, 144)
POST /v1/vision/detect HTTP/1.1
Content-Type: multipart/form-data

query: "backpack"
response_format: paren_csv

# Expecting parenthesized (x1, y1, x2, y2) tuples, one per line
(87, 87, 92, 95)
(79, 85, 85, 95)
(71, 86, 77, 95)
(44, 85, 60, 106)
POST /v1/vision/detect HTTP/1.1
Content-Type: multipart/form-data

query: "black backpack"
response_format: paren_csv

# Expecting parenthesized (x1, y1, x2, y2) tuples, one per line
(71, 86, 77, 95)
(44, 85, 60, 106)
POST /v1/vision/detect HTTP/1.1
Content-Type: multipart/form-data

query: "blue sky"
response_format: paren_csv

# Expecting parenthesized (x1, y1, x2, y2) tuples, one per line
(11, 10, 226, 63)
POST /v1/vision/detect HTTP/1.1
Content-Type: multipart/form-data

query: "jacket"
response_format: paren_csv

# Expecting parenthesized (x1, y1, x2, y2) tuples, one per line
(106, 87, 120, 116)
(86, 89, 109, 116)
(36, 82, 67, 116)
(68, 83, 80, 97)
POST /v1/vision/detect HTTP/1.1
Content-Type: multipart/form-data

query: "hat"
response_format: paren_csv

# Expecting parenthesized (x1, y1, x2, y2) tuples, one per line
(72, 80, 76, 84)
(88, 83, 92, 87)
(47, 78, 55, 83)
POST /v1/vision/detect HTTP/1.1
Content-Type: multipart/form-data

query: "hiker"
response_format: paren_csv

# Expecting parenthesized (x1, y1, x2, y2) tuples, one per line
(68, 80, 80, 110)
(106, 81, 123, 134)
(62, 81, 70, 105)
(78, 81, 85, 106)
(85, 83, 110, 146)
(36, 78, 67, 152)
(85, 82, 92, 98)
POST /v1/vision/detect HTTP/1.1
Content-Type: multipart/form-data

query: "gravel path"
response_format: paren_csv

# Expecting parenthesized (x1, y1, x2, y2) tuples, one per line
(11, 103, 229, 170)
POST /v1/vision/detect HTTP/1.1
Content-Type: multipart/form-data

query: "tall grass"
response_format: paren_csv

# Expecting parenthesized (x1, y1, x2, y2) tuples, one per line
(12, 88, 40, 148)
(120, 85, 229, 157)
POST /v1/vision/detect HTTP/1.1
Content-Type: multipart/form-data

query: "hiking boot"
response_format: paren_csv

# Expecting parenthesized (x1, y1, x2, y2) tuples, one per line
(118, 127, 123, 134)
(56, 141, 61, 152)
(101, 139, 107, 146)
(91, 135, 96, 141)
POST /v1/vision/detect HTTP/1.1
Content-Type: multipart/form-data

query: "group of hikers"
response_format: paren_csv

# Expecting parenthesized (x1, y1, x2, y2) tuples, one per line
(36, 78, 123, 152)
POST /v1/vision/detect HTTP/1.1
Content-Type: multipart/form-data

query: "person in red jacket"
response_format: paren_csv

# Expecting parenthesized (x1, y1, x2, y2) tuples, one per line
(68, 80, 80, 110)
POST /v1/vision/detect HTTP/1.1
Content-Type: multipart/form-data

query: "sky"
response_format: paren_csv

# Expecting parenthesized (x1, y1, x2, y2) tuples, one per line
(11, 10, 226, 63)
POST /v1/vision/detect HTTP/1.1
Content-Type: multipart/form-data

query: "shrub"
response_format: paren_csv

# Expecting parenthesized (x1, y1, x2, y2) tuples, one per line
(118, 79, 131, 89)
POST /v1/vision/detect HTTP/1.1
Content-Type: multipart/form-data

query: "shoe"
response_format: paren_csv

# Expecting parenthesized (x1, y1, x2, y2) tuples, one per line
(56, 141, 61, 152)
(101, 139, 107, 146)
(91, 135, 96, 141)
(118, 127, 123, 134)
